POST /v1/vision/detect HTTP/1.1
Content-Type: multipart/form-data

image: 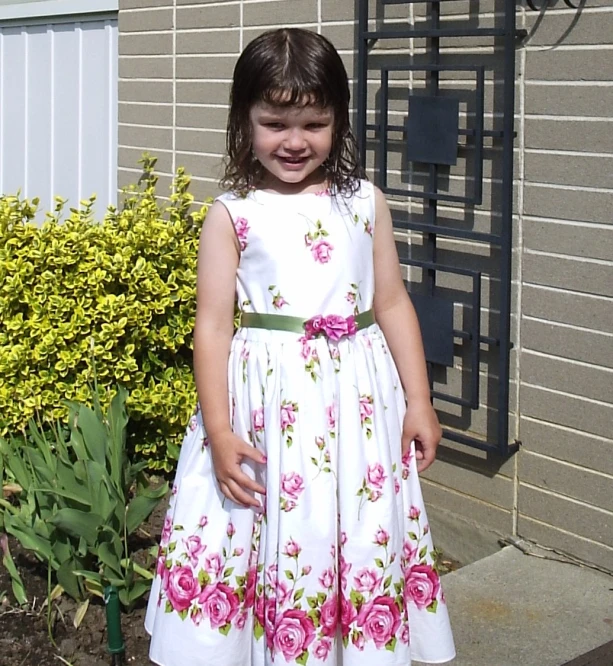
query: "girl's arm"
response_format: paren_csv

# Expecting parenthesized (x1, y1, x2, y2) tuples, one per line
(193, 201, 266, 507)
(372, 186, 442, 472)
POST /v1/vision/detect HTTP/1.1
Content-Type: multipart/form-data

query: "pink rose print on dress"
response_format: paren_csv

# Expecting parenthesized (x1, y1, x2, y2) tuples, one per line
(244, 566, 257, 610)
(319, 567, 335, 589)
(188, 415, 198, 431)
(273, 608, 316, 661)
(354, 568, 383, 595)
(374, 527, 390, 547)
(234, 216, 250, 251)
(326, 403, 337, 439)
(313, 638, 333, 660)
(298, 337, 321, 381)
(250, 406, 265, 444)
(400, 624, 410, 645)
(339, 553, 352, 590)
(304, 218, 334, 263)
(283, 538, 302, 558)
(311, 239, 333, 264)
(183, 535, 206, 568)
(405, 563, 441, 611)
(402, 449, 413, 480)
(356, 595, 401, 649)
(358, 462, 387, 516)
(359, 394, 374, 439)
(319, 594, 338, 637)
(280, 399, 298, 447)
(205, 553, 223, 578)
(198, 582, 240, 629)
(268, 284, 289, 310)
(166, 565, 201, 614)
(340, 594, 357, 638)
(280, 471, 305, 512)
(160, 515, 173, 546)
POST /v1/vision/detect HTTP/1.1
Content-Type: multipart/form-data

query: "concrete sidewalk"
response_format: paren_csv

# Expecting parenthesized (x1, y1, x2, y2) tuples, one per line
(421, 546, 613, 666)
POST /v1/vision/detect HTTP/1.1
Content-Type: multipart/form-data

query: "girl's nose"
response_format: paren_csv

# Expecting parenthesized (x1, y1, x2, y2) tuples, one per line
(284, 128, 307, 151)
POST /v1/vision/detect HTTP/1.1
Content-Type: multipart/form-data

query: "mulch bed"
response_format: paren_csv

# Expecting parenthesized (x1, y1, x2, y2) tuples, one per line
(0, 499, 167, 666)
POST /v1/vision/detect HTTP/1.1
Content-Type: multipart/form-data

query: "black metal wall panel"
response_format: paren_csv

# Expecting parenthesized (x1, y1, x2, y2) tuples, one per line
(356, 0, 519, 455)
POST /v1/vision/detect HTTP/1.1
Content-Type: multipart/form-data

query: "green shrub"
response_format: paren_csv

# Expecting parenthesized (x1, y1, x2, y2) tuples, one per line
(0, 157, 208, 470)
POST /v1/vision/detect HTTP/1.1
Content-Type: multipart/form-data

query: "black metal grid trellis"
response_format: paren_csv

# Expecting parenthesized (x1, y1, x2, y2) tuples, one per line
(356, 0, 520, 455)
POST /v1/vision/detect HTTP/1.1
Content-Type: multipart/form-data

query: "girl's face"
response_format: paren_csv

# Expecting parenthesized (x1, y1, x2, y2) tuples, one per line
(249, 102, 334, 192)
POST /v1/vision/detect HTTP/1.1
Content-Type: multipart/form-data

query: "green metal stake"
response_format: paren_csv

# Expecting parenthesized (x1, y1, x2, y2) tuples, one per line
(104, 585, 125, 666)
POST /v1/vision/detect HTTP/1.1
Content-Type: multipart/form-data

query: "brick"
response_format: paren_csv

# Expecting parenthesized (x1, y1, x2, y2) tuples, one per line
(525, 152, 613, 190)
(519, 417, 613, 476)
(518, 483, 613, 547)
(119, 32, 173, 56)
(523, 219, 613, 262)
(176, 0, 225, 4)
(526, 49, 613, 82)
(175, 128, 226, 154)
(176, 81, 231, 105)
(176, 55, 237, 80)
(517, 515, 613, 572)
(525, 10, 613, 47)
(119, 56, 173, 79)
(176, 29, 240, 55)
(525, 84, 613, 119)
(176, 152, 225, 182)
(321, 22, 355, 51)
(244, 0, 317, 27)
(176, 4, 239, 30)
(118, 123, 173, 150)
(322, 0, 357, 22)
(422, 454, 514, 509)
(176, 104, 228, 130)
(522, 252, 613, 298)
(520, 385, 613, 440)
(523, 184, 613, 226)
(519, 451, 613, 513)
(525, 119, 613, 154)
(520, 351, 613, 404)
(119, 8, 173, 32)
(522, 284, 613, 333)
(422, 480, 514, 536)
(118, 102, 173, 126)
(521, 318, 613, 369)
(119, 80, 173, 103)
(183, 175, 220, 201)
(119, 146, 173, 175)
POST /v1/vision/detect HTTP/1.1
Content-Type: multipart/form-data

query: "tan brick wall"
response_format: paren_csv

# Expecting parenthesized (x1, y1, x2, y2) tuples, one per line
(117, 0, 613, 570)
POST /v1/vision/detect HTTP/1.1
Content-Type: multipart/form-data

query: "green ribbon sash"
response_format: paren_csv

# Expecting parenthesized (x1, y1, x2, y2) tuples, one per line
(239, 309, 375, 335)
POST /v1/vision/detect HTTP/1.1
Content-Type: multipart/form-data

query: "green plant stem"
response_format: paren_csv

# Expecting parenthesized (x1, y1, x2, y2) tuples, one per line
(47, 556, 57, 648)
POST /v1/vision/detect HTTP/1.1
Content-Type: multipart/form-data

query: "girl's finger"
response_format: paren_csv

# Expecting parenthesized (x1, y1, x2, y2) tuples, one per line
(240, 444, 267, 465)
(219, 481, 241, 506)
(232, 469, 266, 496)
(226, 478, 262, 509)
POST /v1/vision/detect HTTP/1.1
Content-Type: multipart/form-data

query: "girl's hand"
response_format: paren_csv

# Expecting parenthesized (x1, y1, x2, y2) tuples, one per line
(402, 400, 442, 473)
(209, 432, 267, 509)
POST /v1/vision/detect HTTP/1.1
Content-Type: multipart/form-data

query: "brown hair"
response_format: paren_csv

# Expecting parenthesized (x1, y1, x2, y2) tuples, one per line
(221, 28, 363, 195)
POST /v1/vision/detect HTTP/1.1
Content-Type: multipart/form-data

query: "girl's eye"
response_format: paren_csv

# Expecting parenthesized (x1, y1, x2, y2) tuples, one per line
(264, 122, 285, 129)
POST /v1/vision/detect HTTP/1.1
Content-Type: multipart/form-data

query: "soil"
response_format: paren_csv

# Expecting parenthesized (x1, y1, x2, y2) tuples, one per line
(1, 498, 461, 666)
(0, 499, 168, 666)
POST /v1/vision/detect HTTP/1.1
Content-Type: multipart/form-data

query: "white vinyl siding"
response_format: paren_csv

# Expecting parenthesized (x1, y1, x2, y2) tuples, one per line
(0, 9, 117, 215)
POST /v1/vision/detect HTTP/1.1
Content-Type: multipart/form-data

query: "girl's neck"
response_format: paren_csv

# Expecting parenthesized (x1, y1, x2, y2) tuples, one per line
(257, 169, 329, 196)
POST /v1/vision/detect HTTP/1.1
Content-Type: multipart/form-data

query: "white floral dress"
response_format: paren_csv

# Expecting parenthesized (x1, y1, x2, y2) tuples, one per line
(145, 181, 455, 666)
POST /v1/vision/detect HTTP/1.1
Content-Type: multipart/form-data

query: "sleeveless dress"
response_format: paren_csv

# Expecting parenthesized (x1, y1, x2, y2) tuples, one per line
(145, 181, 455, 666)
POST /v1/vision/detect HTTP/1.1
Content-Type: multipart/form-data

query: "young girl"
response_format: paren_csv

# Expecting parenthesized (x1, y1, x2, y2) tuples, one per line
(145, 28, 455, 666)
